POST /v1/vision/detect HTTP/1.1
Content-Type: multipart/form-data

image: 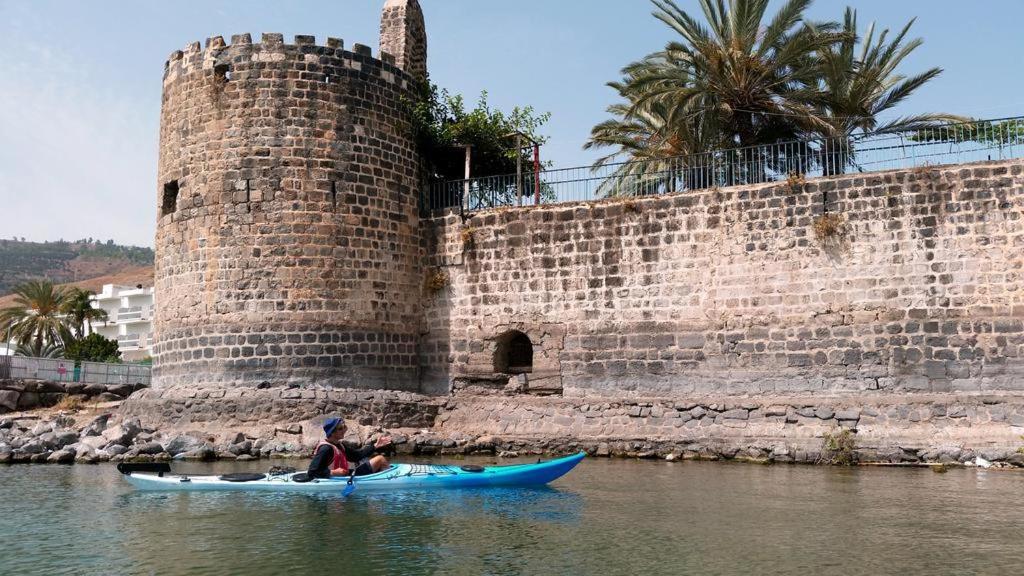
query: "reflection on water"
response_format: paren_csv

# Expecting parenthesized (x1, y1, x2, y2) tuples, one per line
(1, 458, 1024, 575)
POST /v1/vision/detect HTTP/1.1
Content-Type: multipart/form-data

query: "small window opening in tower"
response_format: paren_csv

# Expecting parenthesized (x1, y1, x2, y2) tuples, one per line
(494, 330, 533, 374)
(331, 181, 337, 209)
(214, 63, 231, 82)
(162, 180, 179, 216)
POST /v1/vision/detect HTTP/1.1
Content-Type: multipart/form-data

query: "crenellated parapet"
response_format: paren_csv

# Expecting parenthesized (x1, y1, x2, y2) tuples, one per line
(162, 33, 413, 90)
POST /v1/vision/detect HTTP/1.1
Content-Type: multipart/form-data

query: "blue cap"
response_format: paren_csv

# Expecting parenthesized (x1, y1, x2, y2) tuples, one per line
(323, 417, 345, 437)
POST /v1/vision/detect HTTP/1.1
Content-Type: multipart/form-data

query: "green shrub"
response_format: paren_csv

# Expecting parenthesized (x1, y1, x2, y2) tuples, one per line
(820, 427, 857, 466)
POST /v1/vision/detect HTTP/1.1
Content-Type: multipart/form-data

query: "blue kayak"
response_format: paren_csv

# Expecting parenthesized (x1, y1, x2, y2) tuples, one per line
(120, 452, 586, 492)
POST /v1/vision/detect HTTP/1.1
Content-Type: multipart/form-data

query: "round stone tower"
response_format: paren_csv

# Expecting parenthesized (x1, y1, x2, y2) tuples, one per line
(153, 2, 428, 390)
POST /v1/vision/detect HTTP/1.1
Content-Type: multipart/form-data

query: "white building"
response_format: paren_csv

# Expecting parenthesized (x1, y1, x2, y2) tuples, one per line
(88, 284, 155, 361)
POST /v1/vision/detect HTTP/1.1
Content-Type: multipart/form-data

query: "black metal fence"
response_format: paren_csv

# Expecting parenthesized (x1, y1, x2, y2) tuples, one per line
(426, 116, 1024, 213)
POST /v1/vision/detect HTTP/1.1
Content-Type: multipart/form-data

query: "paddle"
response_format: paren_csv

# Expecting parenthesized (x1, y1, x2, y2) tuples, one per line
(341, 471, 356, 497)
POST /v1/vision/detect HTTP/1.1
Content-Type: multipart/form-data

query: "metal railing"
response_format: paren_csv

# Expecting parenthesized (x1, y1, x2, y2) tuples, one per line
(426, 116, 1024, 213)
(2, 356, 151, 386)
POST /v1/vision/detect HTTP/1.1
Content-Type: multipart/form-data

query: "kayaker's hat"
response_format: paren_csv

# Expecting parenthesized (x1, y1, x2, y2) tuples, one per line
(323, 417, 345, 437)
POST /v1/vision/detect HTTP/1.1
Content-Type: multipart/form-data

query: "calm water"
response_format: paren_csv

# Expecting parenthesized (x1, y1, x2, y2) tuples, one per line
(1, 458, 1023, 575)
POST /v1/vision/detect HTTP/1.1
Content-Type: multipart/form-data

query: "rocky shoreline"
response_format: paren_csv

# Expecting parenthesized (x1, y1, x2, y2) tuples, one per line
(2, 381, 1024, 468)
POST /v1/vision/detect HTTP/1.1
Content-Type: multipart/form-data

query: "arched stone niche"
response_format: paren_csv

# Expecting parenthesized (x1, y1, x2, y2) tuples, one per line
(456, 322, 565, 395)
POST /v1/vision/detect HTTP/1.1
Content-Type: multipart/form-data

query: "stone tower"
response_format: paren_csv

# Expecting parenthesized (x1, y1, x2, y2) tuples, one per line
(152, 3, 428, 390)
(380, 0, 427, 84)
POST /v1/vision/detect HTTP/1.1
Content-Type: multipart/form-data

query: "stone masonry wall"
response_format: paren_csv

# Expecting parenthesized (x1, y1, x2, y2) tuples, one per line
(154, 33, 423, 390)
(380, 0, 427, 84)
(423, 159, 1024, 397)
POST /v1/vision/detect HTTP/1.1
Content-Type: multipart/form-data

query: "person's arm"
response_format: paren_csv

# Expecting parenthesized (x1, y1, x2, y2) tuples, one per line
(343, 436, 394, 462)
(343, 440, 377, 463)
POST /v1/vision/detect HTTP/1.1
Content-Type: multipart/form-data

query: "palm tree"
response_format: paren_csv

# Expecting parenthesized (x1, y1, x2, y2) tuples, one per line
(585, 71, 717, 196)
(814, 8, 960, 174)
(0, 280, 73, 357)
(61, 287, 107, 338)
(625, 0, 842, 149)
(15, 340, 64, 358)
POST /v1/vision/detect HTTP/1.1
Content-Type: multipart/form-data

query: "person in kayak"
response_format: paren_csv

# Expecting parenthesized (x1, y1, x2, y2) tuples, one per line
(307, 417, 392, 479)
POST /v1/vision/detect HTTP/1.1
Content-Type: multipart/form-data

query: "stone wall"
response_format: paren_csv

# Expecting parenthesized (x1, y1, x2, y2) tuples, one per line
(423, 159, 1024, 396)
(154, 32, 424, 390)
(120, 385, 440, 436)
(436, 391, 1024, 464)
(0, 380, 146, 414)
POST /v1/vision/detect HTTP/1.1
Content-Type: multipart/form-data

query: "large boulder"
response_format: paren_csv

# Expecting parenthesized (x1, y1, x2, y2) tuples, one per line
(53, 430, 79, 449)
(106, 384, 135, 398)
(105, 445, 129, 457)
(164, 435, 206, 456)
(37, 432, 58, 450)
(79, 414, 111, 437)
(79, 435, 108, 450)
(228, 440, 253, 456)
(20, 440, 46, 454)
(0, 390, 19, 412)
(47, 449, 75, 464)
(30, 422, 53, 437)
(175, 444, 217, 461)
(82, 384, 106, 396)
(135, 442, 164, 455)
(102, 419, 141, 447)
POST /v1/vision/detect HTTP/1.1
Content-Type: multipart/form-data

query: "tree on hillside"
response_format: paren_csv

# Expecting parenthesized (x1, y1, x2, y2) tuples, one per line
(61, 287, 108, 338)
(0, 280, 72, 357)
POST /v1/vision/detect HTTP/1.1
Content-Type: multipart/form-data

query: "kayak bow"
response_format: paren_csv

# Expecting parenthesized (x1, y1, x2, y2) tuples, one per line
(119, 452, 586, 492)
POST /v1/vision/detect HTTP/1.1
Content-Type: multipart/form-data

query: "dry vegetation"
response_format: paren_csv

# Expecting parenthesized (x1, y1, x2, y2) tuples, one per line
(786, 171, 806, 193)
(424, 268, 450, 294)
(813, 213, 847, 243)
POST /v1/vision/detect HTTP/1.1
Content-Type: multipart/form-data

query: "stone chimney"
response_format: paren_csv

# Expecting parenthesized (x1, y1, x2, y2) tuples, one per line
(380, 0, 427, 83)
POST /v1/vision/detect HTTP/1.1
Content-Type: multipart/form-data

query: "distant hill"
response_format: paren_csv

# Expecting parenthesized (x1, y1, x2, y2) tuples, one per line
(0, 238, 154, 296)
(0, 264, 154, 311)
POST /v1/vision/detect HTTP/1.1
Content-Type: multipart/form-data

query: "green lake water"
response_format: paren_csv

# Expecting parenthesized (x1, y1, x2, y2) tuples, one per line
(1, 457, 1023, 575)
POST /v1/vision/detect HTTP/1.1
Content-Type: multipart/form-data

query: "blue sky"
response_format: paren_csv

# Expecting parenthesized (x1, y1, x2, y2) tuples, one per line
(2, 0, 1023, 247)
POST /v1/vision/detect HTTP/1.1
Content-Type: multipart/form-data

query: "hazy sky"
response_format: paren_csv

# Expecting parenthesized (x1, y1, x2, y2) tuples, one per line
(2, 0, 1023, 247)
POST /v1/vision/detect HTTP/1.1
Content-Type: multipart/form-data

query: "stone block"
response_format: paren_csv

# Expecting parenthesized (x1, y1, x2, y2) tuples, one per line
(0, 390, 18, 412)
